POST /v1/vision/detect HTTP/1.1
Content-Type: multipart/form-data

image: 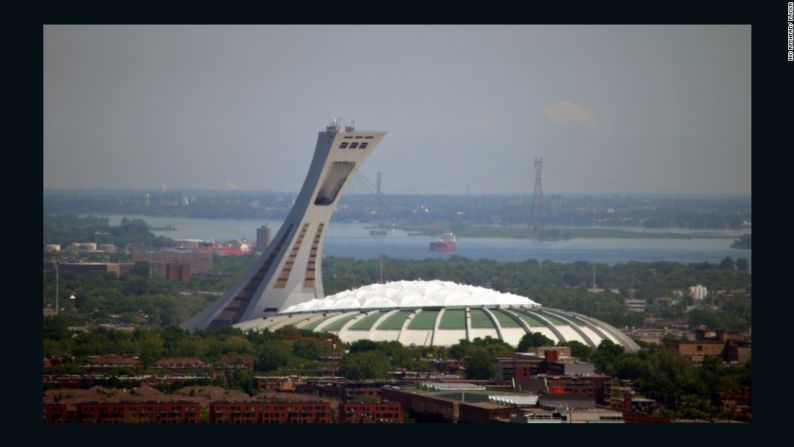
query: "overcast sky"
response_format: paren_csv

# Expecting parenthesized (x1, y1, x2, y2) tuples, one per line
(43, 25, 750, 196)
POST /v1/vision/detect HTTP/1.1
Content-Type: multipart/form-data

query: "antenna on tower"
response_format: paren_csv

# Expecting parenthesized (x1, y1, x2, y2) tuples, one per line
(530, 158, 544, 231)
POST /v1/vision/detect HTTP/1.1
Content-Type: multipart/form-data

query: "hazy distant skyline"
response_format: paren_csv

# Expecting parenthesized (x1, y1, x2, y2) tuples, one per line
(44, 25, 751, 196)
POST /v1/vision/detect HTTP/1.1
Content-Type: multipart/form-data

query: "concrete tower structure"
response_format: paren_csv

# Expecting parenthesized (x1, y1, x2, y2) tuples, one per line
(182, 121, 386, 331)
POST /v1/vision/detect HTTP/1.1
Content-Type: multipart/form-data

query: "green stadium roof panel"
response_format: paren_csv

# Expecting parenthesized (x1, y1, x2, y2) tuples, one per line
(439, 309, 467, 330)
(407, 310, 440, 330)
(321, 313, 360, 332)
(491, 309, 522, 328)
(376, 311, 414, 330)
(469, 309, 496, 329)
(349, 312, 386, 331)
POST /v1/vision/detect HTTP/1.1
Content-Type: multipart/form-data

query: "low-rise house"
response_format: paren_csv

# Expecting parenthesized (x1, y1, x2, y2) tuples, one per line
(84, 354, 141, 373)
(214, 355, 254, 370)
(152, 357, 207, 372)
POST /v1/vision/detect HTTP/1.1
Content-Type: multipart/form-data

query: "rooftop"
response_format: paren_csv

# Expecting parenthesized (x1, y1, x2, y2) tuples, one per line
(281, 280, 539, 313)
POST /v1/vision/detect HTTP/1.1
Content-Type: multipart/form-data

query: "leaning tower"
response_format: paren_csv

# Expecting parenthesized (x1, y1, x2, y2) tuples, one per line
(182, 121, 386, 331)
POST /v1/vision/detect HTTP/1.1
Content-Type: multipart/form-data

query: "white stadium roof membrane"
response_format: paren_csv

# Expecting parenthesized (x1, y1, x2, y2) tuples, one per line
(281, 280, 539, 313)
(233, 280, 640, 352)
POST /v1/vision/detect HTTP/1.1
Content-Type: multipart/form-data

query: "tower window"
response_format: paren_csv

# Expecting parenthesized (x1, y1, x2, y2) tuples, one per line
(339, 142, 349, 149)
(349, 142, 359, 148)
(315, 161, 356, 206)
(359, 142, 368, 149)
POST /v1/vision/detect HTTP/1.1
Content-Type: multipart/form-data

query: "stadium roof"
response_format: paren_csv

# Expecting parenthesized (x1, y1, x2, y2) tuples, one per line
(233, 281, 640, 352)
(282, 280, 539, 313)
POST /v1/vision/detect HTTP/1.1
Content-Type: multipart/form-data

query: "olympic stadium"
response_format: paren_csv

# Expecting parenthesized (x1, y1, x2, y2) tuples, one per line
(182, 121, 640, 353)
(234, 280, 640, 351)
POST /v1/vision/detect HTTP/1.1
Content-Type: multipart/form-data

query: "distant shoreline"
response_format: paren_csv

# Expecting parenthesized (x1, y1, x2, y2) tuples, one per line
(398, 224, 741, 241)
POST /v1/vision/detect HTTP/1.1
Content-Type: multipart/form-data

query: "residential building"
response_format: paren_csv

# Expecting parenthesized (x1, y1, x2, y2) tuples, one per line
(75, 402, 201, 424)
(164, 263, 192, 284)
(84, 354, 141, 373)
(458, 402, 518, 423)
(132, 249, 213, 275)
(339, 402, 404, 423)
(152, 357, 207, 372)
(256, 225, 272, 252)
(209, 401, 332, 424)
(624, 298, 647, 313)
(676, 340, 725, 363)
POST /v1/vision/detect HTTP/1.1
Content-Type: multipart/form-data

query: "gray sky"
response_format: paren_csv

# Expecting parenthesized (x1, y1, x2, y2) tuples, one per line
(44, 25, 750, 196)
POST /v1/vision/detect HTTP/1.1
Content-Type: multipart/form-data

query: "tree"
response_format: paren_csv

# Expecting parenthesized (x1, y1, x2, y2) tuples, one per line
(255, 342, 292, 372)
(130, 261, 151, 277)
(735, 258, 749, 272)
(558, 340, 594, 360)
(448, 340, 472, 360)
(614, 355, 646, 381)
(464, 348, 496, 380)
(592, 339, 625, 373)
(348, 339, 380, 353)
(43, 315, 71, 341)
(292, 339, 330, 359)
(340, 351, 390, 380)
(517, 332, 554, 352)
(719, 257, 735, 271)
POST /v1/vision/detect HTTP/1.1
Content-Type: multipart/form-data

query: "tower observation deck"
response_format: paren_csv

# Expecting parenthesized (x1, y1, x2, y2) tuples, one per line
(182, 121, 386, 331)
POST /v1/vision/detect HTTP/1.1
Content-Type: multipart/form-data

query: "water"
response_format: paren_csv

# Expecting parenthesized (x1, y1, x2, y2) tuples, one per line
(101, 214, 751, 265)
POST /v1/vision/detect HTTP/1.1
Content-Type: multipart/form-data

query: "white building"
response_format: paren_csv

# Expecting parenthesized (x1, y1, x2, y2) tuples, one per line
(689, 285, 709, 301)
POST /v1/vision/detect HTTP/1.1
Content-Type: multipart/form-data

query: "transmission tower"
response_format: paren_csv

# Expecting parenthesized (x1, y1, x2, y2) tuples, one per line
(530, 158, 544, 230)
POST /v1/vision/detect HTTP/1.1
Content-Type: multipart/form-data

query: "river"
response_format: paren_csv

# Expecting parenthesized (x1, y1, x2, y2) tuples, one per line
(101, 215, 751, 265)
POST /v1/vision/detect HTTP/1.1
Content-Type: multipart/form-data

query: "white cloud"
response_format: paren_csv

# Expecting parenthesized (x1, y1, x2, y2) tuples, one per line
(545, 101, 597, 128)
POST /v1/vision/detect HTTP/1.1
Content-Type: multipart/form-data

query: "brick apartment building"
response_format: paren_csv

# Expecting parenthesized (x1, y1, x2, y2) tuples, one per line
(152, 357, 207, 372)
(517, 374, 612, 403)
(381, 388, 457, 422)
(75, 402, 201, 424)
(215, 355, 255, 370)
(338, 402, 404, 423)
(676, 327, 752, 363)
(132, 249, 213, 275)
(164, 263, 191, 284)
(44, 403, 68, 423)
(84, 355, 141, 374)
(255, 376, 299, 392)
(209, 401, 332, 424)
(458, 402, 518, 423)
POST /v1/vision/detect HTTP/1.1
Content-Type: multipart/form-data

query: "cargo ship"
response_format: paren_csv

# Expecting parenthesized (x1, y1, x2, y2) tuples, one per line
(430, 232, 457, 252)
